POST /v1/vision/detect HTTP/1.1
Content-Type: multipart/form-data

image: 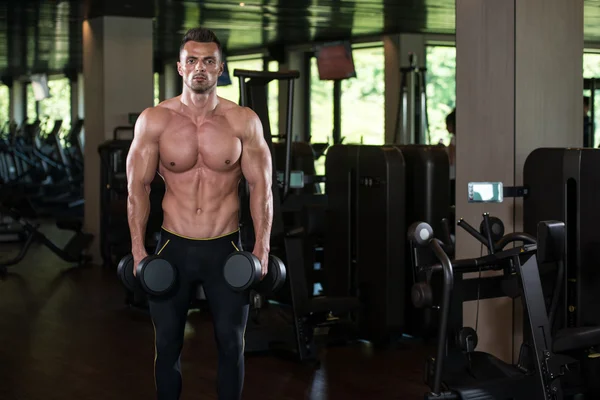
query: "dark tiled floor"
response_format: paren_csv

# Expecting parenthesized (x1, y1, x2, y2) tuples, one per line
(0, 224, 430, 399)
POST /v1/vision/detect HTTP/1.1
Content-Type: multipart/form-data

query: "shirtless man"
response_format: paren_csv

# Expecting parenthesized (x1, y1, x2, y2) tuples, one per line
(126, 27, 273, 400)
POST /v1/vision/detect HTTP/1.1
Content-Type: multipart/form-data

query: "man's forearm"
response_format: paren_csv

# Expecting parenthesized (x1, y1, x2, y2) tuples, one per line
(127, 183, 151, 258)
(249, 182, 273, 252)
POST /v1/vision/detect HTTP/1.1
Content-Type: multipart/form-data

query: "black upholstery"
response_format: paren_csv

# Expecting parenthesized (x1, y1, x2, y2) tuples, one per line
(536, 220, 565, 263)
(553, 326, 600, 353)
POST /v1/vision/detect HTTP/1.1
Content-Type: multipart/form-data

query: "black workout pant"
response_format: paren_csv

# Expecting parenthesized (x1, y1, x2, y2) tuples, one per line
(147, 227, 249, 400)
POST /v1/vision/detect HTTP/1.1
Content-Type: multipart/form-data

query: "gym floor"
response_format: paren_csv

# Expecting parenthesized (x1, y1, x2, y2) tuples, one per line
(0, 224, 430, 400)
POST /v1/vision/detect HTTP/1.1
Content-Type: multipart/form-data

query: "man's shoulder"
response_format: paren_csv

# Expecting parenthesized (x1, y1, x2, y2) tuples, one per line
(135, 103, 175, 139)
(219, 99, 259, 124)
(152, 97, 182, 115)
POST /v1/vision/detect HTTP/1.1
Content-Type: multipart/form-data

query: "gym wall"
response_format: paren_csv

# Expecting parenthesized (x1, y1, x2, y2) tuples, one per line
(455, 0, 583, 363)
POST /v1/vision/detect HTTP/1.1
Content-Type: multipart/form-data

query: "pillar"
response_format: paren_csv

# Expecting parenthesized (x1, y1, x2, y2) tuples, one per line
(384, 34, 426, 144)
(163, 62, 181, 101)
(83, 15, 154, 261)
(455, 0, 583, 362)
(11, 81, 25, 125)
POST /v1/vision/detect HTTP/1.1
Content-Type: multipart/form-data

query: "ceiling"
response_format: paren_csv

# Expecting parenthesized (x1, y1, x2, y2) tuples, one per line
(0, 0, 599, 80)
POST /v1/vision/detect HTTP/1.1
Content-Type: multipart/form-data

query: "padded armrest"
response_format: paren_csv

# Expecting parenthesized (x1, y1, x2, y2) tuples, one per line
(553, 326, 600, 353)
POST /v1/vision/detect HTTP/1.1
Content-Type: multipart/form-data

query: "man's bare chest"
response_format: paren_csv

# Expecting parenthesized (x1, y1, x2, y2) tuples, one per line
(158, 117, 242, 173)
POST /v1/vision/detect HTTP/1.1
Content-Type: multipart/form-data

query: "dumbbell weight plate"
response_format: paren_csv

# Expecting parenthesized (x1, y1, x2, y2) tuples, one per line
(257, 255, 287, 294)
(223, 252, 262, 292)
(269, 255, 287, 292)
(411, 282, 433, 309)
(117, 254, 136, 292)
(136, 255, 177, 296)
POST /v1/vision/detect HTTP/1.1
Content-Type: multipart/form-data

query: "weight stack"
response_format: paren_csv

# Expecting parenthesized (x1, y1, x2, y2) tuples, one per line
(523, 148, 600, 329)
(325, 144, 407, 344)
(393, 145, 450, 237)
(324, 144, 360, 298)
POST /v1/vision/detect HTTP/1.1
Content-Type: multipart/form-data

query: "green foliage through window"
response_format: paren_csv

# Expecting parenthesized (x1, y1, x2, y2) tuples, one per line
(310, 44, 385, 177)
(27, 78, 71, 138)
(426, 45, 456, 145)
(583, 53, 600, 146)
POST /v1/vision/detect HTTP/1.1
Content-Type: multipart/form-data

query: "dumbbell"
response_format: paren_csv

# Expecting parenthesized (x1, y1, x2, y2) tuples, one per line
(117, 254, 177, 296)
(223, 252, 287, 294)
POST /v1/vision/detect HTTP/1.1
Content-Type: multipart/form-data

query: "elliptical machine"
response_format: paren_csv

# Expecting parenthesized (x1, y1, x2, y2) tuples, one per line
(408, 214, 600, 399)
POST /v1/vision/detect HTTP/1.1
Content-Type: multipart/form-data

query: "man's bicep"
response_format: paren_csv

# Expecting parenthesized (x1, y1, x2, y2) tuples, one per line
(241, 115, 272, 186)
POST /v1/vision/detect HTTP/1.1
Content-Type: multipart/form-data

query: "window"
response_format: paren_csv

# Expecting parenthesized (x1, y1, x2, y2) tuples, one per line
(425, 45, 456, 145)
(26, 84, 37, 123)
(310, 57, 334, 177)
(218, 58, 279, 139)
(583, 52, 600, 147)
(310, 57, 334, 147)
(341, 45, 385, 145)
(154, 72, 160, 106)
(28, 78, 72, 135)
(310, 44, 385, 176)
(0, 85, 8, 126)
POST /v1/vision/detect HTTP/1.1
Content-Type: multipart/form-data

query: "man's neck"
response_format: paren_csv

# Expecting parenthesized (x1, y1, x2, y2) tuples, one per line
(180, 88, 219, 118)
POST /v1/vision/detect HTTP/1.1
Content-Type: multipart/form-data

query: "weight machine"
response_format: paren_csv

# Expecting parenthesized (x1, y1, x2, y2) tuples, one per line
(584, 77, 597, 147)
(394, 53, 430, 145)
(233, 68, 360, 363)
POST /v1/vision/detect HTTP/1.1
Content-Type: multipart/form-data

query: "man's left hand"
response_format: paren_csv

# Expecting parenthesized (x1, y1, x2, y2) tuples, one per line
(253, 249, 269, 280)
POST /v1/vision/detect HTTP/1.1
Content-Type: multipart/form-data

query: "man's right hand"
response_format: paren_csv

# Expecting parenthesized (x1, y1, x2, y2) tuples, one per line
(132, 252, 148, 277)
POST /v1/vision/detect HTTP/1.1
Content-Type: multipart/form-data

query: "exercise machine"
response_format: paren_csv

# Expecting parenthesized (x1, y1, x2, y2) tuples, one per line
(234, 68, 361, 363)
(409, 215, 600, 399)
(393, 53, 429, 145)
(0, 205, 93, 274)
(584, 77, 597, 147)
(524, 148, 600, 330)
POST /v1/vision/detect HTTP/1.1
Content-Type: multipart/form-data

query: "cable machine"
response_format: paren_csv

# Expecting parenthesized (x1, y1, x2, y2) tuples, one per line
(394, 53, 430, 145)
(584, 77, 597, 148)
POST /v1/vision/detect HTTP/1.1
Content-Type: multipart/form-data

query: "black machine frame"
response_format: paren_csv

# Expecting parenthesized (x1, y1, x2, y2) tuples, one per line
(233, 68, 361, 363)
(415, 238, 566, 399)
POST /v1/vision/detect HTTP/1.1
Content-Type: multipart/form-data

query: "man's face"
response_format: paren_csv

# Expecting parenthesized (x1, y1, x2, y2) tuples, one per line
(178, 41, 223, 94)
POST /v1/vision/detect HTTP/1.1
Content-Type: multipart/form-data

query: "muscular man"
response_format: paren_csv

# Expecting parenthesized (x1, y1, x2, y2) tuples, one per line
(126, 27, 273, 400)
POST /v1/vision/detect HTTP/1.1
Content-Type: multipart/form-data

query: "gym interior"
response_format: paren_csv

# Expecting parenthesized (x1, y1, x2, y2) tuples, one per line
(1, 0, 599, 399)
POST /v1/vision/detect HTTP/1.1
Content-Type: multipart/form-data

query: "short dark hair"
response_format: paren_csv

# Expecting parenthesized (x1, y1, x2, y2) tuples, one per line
(180, 27, 222, 58)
